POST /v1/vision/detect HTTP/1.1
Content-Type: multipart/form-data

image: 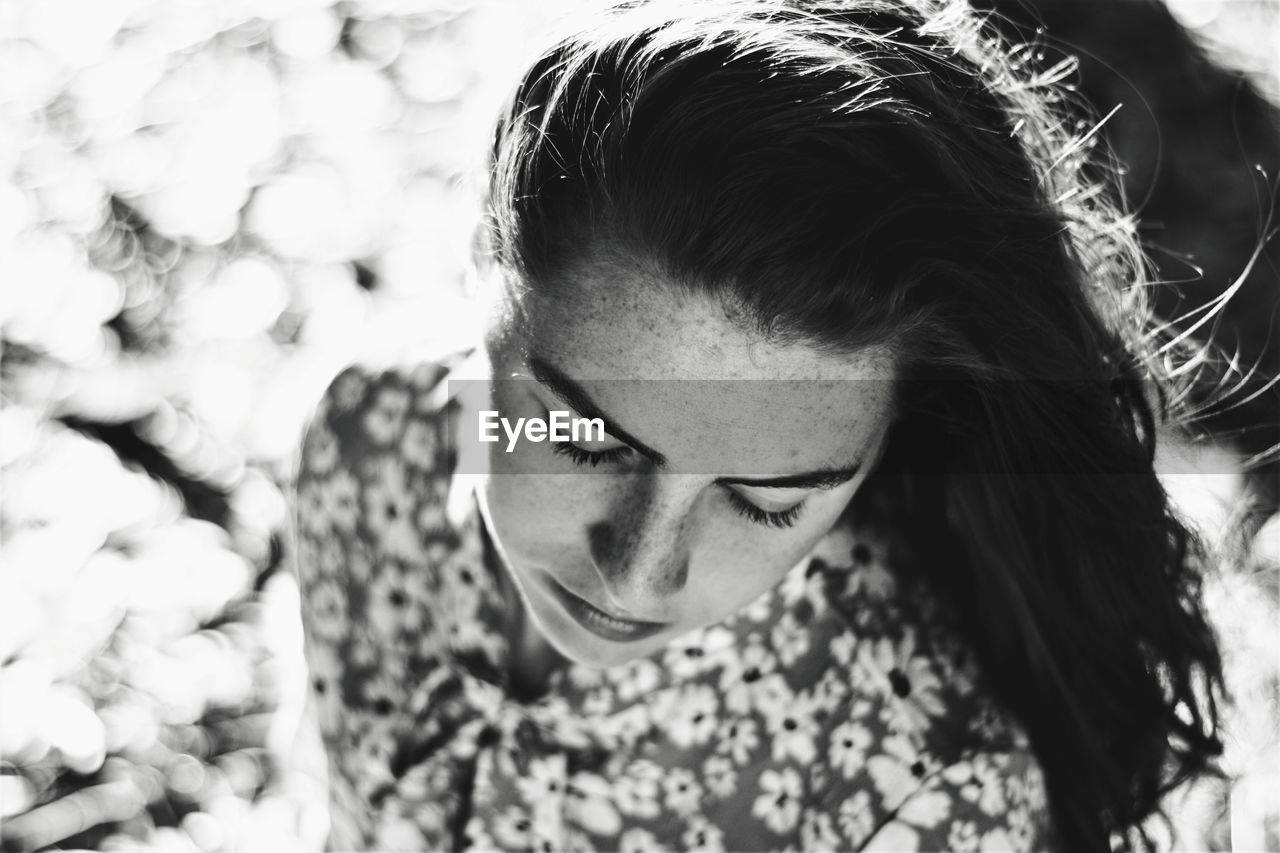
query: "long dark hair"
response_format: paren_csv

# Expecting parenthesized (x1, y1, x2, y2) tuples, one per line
(480, 1, 1228, 848)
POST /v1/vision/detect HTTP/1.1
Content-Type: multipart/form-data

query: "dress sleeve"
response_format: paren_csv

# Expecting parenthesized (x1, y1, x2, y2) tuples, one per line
(291, 364, 448, 850)
(848, 745, 1056, 853)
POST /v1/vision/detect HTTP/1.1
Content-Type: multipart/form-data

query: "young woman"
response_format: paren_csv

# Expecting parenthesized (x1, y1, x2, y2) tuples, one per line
(291, 1, 1227, 850)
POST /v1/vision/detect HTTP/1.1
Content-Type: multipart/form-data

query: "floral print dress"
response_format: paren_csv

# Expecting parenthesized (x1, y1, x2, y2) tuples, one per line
(292, 362, 1056, 852)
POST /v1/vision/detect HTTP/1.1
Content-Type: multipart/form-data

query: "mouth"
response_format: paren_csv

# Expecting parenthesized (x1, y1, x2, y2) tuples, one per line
(545, 577, 670, 643)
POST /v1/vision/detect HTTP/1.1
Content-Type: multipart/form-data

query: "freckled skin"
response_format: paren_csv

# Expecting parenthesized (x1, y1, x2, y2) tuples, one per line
(466, 256, 898, 678)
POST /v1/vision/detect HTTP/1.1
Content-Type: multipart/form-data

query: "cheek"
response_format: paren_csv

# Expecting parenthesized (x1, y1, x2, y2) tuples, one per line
(695, 490, 852, 589)
(484, 463, 611, 563)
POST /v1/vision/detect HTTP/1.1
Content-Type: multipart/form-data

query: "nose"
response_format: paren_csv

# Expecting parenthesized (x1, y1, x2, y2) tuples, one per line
(587, 475, 698, 617)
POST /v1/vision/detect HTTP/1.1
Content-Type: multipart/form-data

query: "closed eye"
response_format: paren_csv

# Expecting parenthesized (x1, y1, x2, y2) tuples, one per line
(550, 442, 634, 468)
(723, 488, 806, 529)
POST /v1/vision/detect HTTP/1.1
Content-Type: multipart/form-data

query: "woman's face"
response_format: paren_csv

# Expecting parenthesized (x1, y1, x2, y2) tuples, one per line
(478, 257, 897, 669)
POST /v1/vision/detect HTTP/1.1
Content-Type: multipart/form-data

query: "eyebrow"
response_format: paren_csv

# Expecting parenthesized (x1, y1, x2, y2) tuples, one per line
(527, 356, 669, 466)
(525, 355, 862, 490)
(715, 467, 862, 490)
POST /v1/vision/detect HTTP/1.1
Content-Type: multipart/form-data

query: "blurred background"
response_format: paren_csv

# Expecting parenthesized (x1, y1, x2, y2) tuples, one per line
(0, 0, 1276, 850)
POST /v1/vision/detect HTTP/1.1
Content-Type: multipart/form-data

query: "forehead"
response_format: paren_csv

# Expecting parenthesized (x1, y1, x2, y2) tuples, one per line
(499, 261, 897, 473)
(518, 257, 896, 382)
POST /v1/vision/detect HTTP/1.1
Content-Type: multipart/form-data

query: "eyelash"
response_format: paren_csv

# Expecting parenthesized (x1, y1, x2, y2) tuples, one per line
(550, 441, 634, 468)
(725, 491, 806, 529)
(550, 442, 806, 529)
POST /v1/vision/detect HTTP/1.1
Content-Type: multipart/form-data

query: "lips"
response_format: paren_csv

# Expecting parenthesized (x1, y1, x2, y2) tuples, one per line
(545, 577, 670, 643)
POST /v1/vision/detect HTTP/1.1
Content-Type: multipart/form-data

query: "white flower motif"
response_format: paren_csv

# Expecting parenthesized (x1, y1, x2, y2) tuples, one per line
(612, 759, 663, 819)
(564, 829, 598, 853)
(344, 718, 397, 795)
(303, 577, 348, 642)
(719, 636, 777, 699)
(401, 418, 438, 469)
(725, 669, 790, 720)
(619, 828, 670, 853)
(364, 562, 427, 640)
(439, 569, 482, 625)
(581, 688, 613, 717)
(867, 733, 936, 812)
(614, 658, 662, 702)
(415, 499, 448, 536)
(1017, 757, 1048, 810)
(301, 534, 344, 579)
(567, 663, 605, 689)
(683, 816, 726, 852)
(492, 805, 534, 849)
(770, 611, 810, 667)
(844, 536, 898, 602)
(375, 814, 429, 850)
(516, 756, 567, 811)
(361, 456, 421, 560)
(979, 828, 1015, 852)
(322, 470, 361, 533)
(702, 754, 738, 800)
(666, 683, 720, 750)
(463, 818, 498, 852)
(305, 640, 346, 734)
(838, 789, 874, 848)
(716, 715, 761, 765)
(741, 592, 775, 623)
(811, 669, 851, 716)
(330, 370, 368, 412)
(830, 631, 858, 667)
(751, 767, 803, 836)
(662, 626, 733, 680)
(598, 704, 653, 746)
(296, 479, 333, 538)
(764, 693, 820, 765)
(800, 807, 842, 853)
(972, 755, 1009, 816)
(898, 787, 951, 828)
(362, 384, 411, 445)
(1007, 804, 1034, 850)
(661, 766, 703, 816)
(948, 819, 981, 853)
(565, 772, 621, 838)
(777, 559, 814, 609)
(345, 543, 373, 583)
(448, 614, 505, 666)
(829, 718, 873, 779)
(358, 668, 408, 716)
(408, 362, 443, 391)
(856, 632, 947, 734)
(347, 630, 379, 667)
(303, 420, 340, 474)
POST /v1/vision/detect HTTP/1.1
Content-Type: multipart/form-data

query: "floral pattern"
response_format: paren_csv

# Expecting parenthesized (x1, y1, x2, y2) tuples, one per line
(293, 364, 1056, 852)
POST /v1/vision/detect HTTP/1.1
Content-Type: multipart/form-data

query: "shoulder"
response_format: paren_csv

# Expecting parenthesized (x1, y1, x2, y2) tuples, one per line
(796, 520, 1058, 850)
(298, 357, 466, 483)
(293, 355, 474, 571)
(810, 514, 1032, 755)
(303, 361, 453, 453)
